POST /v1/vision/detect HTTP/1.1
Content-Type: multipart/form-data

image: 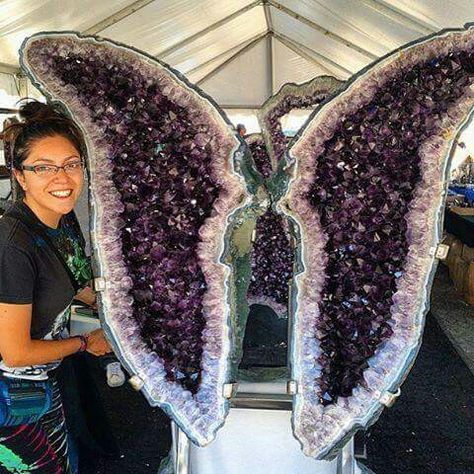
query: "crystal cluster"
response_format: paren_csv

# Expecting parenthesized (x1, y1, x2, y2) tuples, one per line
(246, 133, 272, 180)
(284, 26, 474, 458)
(244, 133, 294, 317)
(20, 33, 252, 446)
(247, 207, 295, 316)
(245, 79, 342, 318)
(259, 76, 343, 168)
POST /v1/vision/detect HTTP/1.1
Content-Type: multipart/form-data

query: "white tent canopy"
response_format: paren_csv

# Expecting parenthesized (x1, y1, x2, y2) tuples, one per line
(0, 0, 473, 165)
(1, 0, 474, 106)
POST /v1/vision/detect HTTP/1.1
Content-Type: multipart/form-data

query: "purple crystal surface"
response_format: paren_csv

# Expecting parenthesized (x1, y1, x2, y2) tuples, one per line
(259, 77, 343, 168)
(51, 51, 218, 392)
(21, 33, 248, 446)
(246, 133, 272, 180)
(244, 133, 294, 315)
(306, 50, 474, 405)
(248, 207, 294, 316)
(286, 27, 474, 458)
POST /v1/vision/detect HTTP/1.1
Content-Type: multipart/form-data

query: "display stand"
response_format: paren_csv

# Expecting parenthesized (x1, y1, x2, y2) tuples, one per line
(170, 379, 374, 474)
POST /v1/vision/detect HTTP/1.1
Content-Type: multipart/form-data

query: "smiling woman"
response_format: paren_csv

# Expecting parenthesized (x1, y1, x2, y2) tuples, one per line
(0, 100, 112, 474)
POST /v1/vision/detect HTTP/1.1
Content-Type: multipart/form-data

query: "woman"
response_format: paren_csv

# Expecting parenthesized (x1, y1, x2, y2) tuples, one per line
(0, 100, 112, 473)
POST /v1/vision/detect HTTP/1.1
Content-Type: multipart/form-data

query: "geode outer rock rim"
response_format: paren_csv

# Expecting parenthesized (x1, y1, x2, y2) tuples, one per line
(279, 25, 474, 459)
(20, 31, 254, 447)
(258, 76, 344, 171)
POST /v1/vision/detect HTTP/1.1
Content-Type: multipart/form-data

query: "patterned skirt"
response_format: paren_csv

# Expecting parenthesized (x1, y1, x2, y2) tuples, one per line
(0, 378, 71, 473)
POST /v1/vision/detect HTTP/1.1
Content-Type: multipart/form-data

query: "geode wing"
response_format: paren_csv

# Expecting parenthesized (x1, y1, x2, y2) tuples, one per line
(20, 32, 254, 446)
(258, 76, 344, 170)
(280, 26, 474, 458)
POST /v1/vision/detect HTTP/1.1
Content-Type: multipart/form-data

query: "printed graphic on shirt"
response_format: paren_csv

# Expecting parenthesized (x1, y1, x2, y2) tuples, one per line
(0, 306, 71, 379)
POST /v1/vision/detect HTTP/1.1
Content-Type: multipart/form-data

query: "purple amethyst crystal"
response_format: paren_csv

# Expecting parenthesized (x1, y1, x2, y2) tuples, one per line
(244, 133, 294, 317)
(20, 32, 252, 446)
(247, 207, 294, 317)
(246, 133, 273, 180)
(259, 76, 343, 169)
(283, 26, 474, 458)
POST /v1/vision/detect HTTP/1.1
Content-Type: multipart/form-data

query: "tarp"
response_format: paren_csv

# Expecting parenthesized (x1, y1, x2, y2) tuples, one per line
(0, 0, 473, 107)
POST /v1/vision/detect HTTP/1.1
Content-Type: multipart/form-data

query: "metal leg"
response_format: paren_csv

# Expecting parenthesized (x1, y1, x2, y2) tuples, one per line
(171, 422, 190, 474)
(337, 438, 358, 474)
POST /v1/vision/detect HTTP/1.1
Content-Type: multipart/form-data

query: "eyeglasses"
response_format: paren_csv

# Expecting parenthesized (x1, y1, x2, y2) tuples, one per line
(21, 160, 84, 177)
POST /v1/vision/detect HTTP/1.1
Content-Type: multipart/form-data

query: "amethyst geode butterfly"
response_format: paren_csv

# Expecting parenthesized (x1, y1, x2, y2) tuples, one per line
(19, 32, 261, 446)
(280, 25, 474, 458)
(18, 24, 474, 460)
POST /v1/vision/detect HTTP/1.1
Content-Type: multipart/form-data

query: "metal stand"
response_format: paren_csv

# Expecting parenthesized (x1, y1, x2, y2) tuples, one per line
(170, 380, 373, 474)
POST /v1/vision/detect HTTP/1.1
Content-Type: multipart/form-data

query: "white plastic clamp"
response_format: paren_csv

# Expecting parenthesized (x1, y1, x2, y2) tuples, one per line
(287, 380, 298, 395)
(93, 277, 107, 292)
(378, 388, 401, 408)
(435, 244, 450, 260)
(223, 382, 238, 399)
(128, 375, 145, 391)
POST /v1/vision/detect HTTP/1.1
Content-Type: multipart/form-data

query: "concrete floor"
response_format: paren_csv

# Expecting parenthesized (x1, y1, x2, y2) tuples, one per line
(430, 263, 474, 374)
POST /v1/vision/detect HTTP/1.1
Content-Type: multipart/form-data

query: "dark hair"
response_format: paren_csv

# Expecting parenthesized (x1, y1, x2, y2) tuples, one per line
(236, 123, 246, 133)
(2, 99, 86, 171)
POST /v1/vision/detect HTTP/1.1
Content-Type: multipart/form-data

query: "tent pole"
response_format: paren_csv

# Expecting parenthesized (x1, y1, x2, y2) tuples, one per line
(263, 0, 274, 95)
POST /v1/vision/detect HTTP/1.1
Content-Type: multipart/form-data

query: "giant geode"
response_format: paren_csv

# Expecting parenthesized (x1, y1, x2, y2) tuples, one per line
(244, 133, 294, 318)
(279, 25, 474, 458)
(246, 78, 343, 318)
(20, 32, 260, 446)
(259, 76, 344, 169)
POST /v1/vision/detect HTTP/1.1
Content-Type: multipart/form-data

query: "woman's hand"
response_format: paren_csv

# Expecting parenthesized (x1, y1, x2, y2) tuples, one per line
(86, 329, 112, 356)
(75, 286, 97, 309)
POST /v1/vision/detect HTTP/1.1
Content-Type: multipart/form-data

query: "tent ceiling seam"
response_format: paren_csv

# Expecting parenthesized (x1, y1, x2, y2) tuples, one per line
(268, 0, 378, 60)
(262, 0, 273, 31)
(185, 33, 267, 77)
(272, 33, 341, 79)
(83, 0, 157, 35)
(155, 0, 263, 58)
(358, 0, 436, 34)
(272, 31, 353, 78)
(197, 32, 269, 85)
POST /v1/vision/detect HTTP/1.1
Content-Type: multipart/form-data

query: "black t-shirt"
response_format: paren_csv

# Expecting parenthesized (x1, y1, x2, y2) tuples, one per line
(0, 201, 91, 376)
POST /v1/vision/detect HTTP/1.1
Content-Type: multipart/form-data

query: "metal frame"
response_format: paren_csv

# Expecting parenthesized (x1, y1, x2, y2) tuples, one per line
(83, 0, 157, 35)
(263, 1, 274, 95)
(197, 32, 269, 85)
(0, 62, 21, 76)
(267, 34, 274, 96)
(155, 0, 263, 58)
(273, 31, 352, 78)
(171, 388, 364, 474)
(358, 0, 436, 35)
(268, 0, 378, 60)
(186, 34, 266, 77)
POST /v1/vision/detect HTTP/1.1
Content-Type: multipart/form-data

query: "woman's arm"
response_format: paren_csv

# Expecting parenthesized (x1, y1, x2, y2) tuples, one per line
(0, 302, 83, 367)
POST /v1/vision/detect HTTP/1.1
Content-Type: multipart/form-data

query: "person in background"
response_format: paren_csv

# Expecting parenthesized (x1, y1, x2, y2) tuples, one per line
(236, 123, 247, 137)
(0, 100, 112, 473)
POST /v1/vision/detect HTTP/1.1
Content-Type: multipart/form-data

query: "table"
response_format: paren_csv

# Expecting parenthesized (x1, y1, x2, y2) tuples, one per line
(444, 209, 474, 247)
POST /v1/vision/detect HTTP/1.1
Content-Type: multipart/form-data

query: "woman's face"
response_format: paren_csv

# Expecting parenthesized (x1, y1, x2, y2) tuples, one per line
(14, 134, 84, 222)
